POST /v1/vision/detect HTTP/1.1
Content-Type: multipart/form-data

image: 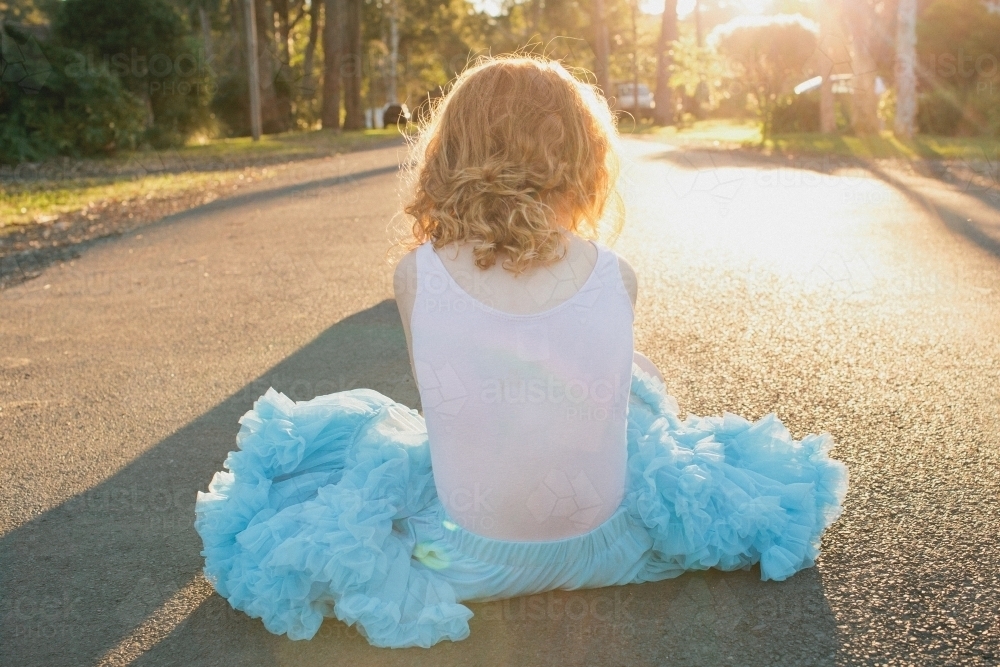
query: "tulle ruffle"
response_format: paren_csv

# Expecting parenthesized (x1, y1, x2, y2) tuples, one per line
(194, 389, 472, 647)
(195, 368, 848, 647)
(625, 366, 848, 582)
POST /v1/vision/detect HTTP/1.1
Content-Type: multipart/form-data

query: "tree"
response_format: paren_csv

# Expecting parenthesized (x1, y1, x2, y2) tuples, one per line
(713, 14, 818, 138)
(917, 0, 1000, 136)
(653, 0, 678, 125)
(1, 24, 148, 162)
(254, 0, 290, 132)
(302, 0, 321, 98)
(342, 0, 363, 129)
(816, 0, 843, 134)
(591, 0, 610, 93)
(893, 0, 917, 137)
(842, 0, 879, 135)
(321, 0, 342, 129)
(52, 0, 214, 145)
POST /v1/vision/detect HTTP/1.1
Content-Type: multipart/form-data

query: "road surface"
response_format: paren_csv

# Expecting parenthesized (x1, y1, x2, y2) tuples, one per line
(2, 140, 998, 666)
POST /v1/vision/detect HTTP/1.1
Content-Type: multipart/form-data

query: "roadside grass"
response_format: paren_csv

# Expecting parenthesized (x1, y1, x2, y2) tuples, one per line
(169, 126, 402, 164)
(642, 119, 1000, 161)
(1, 128, 403, 230)
(629, 119, 763, 146)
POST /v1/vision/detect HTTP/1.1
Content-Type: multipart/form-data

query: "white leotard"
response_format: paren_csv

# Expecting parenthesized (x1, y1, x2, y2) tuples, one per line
(410, 241, 634, 541)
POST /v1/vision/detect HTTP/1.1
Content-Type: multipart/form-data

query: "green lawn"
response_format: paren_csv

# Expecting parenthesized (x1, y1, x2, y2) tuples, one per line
(1, 128, 403, 229)
(641, 119, 1000, 161)
(166, 127, 403, 164)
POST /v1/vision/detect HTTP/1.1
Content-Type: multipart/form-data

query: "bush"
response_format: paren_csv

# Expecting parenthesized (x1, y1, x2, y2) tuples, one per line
(711, 14, 819, 138)
(0, 26, 147, 163)
(771, 92, 820, 133)
(917, 89, 964, 136)
(53, 0, 214, 148)
(917, 0, 1000, 137)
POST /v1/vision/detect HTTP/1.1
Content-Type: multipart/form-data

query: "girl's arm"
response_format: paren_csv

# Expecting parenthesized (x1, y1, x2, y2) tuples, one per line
(617, 255, 665, 384)
(393, 250, 419, 385)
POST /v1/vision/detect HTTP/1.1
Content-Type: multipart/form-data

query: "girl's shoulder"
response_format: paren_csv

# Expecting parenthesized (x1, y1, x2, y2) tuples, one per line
(608, 249, 637, 307)
(393, 247, 420, 320)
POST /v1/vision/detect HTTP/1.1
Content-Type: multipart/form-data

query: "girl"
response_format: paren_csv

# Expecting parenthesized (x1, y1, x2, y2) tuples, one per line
(194, 56, 848, 648)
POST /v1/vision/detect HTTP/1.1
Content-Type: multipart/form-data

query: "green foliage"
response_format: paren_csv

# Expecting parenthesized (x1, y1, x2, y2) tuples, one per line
(711, 14, 818, 138)
(53, 0, 214, 146)
(0, 26, 147, 163)
(917, 0, 1000, 136)
(771, 91, 819, 133)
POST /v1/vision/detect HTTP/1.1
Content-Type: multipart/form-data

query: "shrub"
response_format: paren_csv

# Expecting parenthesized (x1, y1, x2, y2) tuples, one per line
(711, 14, 819, 138)
(53, 0, 214, 148)
(771, 92, 820, 133)
(0, 26, 147, 163)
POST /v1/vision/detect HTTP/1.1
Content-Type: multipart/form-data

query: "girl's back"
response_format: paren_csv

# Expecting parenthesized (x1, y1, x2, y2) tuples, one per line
(396, 236, 635, 541)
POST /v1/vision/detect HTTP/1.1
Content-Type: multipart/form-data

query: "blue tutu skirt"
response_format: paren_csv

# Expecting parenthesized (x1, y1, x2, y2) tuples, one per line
(194, 366, 848, 648)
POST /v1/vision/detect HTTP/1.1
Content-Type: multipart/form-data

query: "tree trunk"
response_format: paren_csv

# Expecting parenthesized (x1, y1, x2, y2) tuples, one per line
(591, 0, 610, 95)
(844, 0, 879, 135)
(254, 0, 287, 133)
(302, 0, 321, 99)
(321, 0, 343, 130)
(653, 0, 677, 126)
(271, 0, 295, 128)
(342, 0, 364, 130)
(818, 0, 838, 133)
(387, 0, 399, 104)
(198, 5, 214, 72)
(630, 0, 640, 120)
(894, 0, 917, 138)
(274, 0, 290, 65)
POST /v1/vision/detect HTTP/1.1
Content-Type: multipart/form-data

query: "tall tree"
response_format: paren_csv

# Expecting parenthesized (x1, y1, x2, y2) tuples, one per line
(386, 0, 399, 104)
(321, 0, 343, 129)
(342, 0, 363, 129)
(302, 0, 321, 98)
(843, 0, 879, 135)
(591, 0, 610, 94)
(254, 0, 289, 132)
(273, 0, 291, 66)
(198, 2, 214, 67)
(817, 0, 839, 134)
(893, 0, 917, 138)
(653, 0, 677, 125)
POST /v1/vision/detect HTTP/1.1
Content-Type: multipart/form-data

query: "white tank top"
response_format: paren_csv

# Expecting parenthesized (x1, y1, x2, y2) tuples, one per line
(410, 241, 634, 541)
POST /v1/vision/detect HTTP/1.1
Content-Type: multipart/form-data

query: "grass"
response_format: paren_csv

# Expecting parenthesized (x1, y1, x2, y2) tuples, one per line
(1, 128, 403, 229)
(169, 127, 402, 163)
(642, 119, 1000, 161)
(632, 119, 763, 146)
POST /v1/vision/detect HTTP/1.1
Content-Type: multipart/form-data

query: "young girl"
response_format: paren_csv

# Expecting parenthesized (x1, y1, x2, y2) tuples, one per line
(194, 56, 848, 648)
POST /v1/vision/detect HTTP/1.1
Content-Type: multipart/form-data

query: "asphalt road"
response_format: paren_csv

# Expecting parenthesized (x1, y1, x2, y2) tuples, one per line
(2, 139, 998, 667)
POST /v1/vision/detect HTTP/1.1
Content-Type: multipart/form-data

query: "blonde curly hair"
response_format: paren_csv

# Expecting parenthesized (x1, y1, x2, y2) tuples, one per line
(402, 55, 624, 274)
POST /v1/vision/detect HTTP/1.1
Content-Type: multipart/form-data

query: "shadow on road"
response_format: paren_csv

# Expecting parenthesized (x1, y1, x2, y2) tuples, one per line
(863, 161, 1000, 260)
(0, 300, 414, 667)
(1, 298, 843, 667)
